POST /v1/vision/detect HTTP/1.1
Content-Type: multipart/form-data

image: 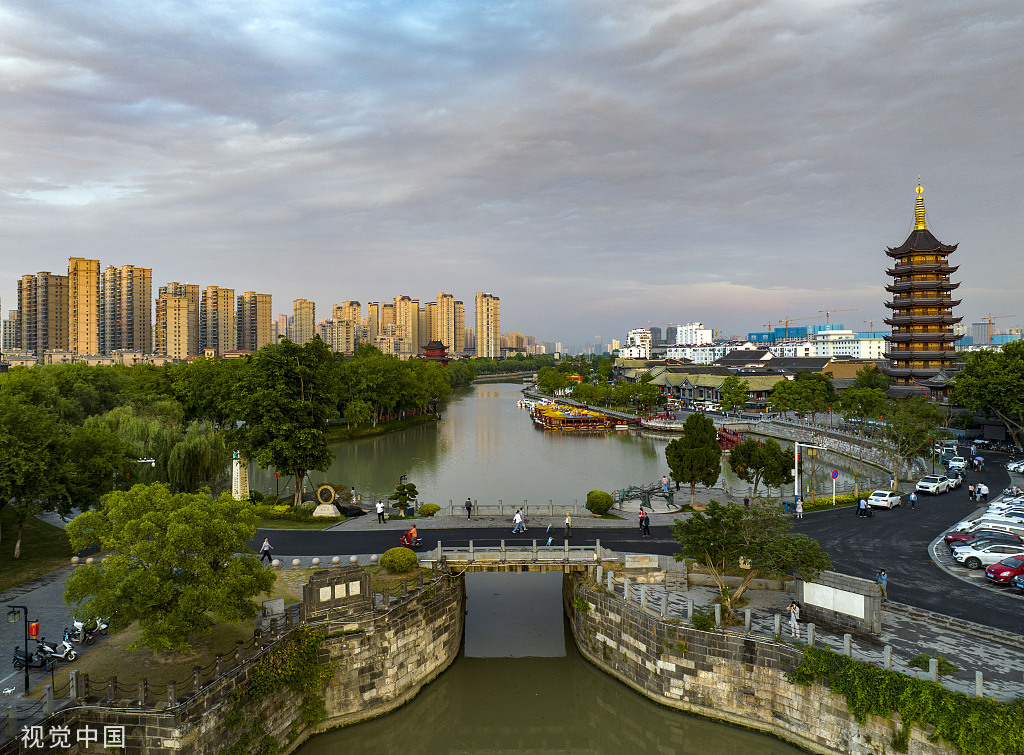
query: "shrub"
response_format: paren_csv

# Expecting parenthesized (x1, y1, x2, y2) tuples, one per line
(271, 504, 291, 514)
(249, 490, 265, 503)
(909, 653, 959, 676)
(690, 605, 716, 631)
(418, 503, 440, 517)
(297, 501, 318, 516)
(261, 495, 280, 507)
(586, 490, 614, 516)
(381, 547, 418, 574)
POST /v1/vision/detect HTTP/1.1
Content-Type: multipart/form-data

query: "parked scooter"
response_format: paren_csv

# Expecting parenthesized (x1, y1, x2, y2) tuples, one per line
(36, 637, 78, 663)
(73, 617, 108, 644)
(12, 647, 51, 670)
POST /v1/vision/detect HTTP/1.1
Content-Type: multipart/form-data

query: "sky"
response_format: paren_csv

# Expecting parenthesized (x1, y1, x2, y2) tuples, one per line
(1, 0, 1021, 348)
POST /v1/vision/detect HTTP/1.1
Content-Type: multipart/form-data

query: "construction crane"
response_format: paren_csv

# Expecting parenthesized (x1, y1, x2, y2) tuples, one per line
(983, 314, 1014, 327)
(775, 315, 817, 340)
(818, 308, 857, 327)
(863, 319, 877, 332)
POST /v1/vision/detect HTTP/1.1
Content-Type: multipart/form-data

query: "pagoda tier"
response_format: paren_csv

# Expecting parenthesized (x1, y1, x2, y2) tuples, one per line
(885, 280, 960, 294)
(883, 314, 962, 327)
(886, 263, 959, 276)
(881, 182, 963, 387)
(885, 296, 960, 309)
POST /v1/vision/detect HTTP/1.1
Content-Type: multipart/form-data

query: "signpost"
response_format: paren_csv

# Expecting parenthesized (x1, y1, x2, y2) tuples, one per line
(831, 469, 839, 506)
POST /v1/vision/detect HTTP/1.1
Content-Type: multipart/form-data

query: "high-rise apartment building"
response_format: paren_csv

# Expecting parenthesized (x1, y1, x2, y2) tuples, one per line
(321, 301, 361, 354)
(475, 292, 500, 358)
(158, 282, 200, 357)
(366, 303, 380, 344)
(2, 310, 21, 353)
(421, 303, 435, 352)
(435, 292, 466, 354)
(393, 296, 419, 355)
(155, 295, 190, 361)
(289, 299, 316, 345)
(237, 292, 273, 352)
(68, 257, 100, 356)
(200, 286, 236, 355)
(99, 264, 152, 354)
(18, 271, 69, 358)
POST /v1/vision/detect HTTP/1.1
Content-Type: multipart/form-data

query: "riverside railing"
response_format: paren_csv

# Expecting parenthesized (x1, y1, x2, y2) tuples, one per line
(449, 500, 581, 517)
(426, 540, 608, 566)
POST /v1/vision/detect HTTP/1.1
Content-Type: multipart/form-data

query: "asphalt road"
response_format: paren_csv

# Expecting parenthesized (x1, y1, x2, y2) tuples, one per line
(255, 454, 1024, 635)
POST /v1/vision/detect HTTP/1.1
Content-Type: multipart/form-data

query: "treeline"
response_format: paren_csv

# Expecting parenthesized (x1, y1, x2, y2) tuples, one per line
(469, 353, 556, 374)
(0, 339, 476, 555)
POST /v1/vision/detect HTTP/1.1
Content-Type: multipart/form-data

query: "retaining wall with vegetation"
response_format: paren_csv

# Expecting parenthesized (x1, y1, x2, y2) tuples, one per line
(563, 572, 957, 755)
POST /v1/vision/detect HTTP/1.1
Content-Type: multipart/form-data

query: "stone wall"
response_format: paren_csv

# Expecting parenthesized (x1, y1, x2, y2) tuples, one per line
(563, 572, 956, 755)
(797, 571, 882, 636)
(2, 569, 466, 755)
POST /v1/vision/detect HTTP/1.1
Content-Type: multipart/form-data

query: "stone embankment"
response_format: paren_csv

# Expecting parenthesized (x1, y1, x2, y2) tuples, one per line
(563, 571, 957, 755)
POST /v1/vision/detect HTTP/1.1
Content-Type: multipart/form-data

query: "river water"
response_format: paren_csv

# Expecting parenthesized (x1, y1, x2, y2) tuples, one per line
(294, 572, 803, 755)
(251, 382, 886, 505)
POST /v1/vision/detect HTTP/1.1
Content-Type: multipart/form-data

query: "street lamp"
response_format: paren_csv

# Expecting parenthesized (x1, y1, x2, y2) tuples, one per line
(7, 604, 30, 693)
(794, 441, 828, 509)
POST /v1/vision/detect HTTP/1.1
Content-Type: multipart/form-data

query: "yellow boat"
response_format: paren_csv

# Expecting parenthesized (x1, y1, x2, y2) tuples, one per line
(531, 403, 614, 432)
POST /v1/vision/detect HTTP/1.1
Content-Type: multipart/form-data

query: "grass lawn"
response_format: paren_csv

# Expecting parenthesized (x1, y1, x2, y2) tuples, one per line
(0, 507, 74, 595)
(256, 518, 344, 530)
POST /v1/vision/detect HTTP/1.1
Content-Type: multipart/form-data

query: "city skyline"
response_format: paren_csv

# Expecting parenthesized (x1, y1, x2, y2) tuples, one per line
(1, 1, 1021, 344)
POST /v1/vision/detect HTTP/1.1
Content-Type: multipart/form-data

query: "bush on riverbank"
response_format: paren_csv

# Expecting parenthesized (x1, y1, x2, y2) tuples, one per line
(586, 490, 614, 516)
(381, 547, 418, 574)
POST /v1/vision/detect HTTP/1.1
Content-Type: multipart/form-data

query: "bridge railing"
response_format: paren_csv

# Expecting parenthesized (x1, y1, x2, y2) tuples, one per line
(425, 539, 610, 565)
(448, 500, 581, 517)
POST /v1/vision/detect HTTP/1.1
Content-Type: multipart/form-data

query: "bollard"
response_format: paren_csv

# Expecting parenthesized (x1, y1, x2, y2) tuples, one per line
(437, 541, 442, 561)
(883, 645, 892, 670)
(596, 565, 603, 584)
(774, 614, 782, 638)
(401, 581, 408, 596)
(686, 599, 693, 619)
(713, 604, 721, 628)
(191, 668, 200, 694)
(607, 571, 613, 591)
(744, 609, 751, 634)
(807, 623, 815, 646)
(641, 585, 648, 610)
(44, 685, 53, 715)
(138, 680, 147, 705)
(416, 571, 424, 587)
(534, 539, 539, 559)
(975, 671, 984, 697)
(6, 708, 16, 740)
(501, 540, 507, 560)
(216, 654, 223, 676)
(595, 538, 601, 558)
(235, 641, 244, 662)
(623, 578, 631, 602)
(929, 658, 938, 682)
(564, 540, 569, 561)
(69, 669, 80, 700)
(843, 634, 852, 657)
(469, 540, 475, 563)
(661, 594, 668, 618)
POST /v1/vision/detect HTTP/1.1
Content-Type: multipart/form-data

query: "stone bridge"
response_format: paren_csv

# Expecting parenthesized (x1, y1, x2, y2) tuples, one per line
(422, 541, 614, 573)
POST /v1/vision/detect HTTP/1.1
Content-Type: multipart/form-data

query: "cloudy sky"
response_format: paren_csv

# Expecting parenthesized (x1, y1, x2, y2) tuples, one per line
(2, 0, 1021, 347)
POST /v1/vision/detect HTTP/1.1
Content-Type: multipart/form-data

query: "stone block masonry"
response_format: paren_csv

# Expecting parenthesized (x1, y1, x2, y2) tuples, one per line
(563, 573, 957, 755)
(1, 568, 466, 755)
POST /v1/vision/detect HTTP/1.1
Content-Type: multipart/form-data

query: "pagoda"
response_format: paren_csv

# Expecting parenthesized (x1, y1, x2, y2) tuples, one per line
(883, 181, 962, 387)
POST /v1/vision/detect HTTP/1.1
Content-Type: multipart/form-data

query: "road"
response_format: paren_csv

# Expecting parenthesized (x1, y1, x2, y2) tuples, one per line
(256, 455, 1024, 635)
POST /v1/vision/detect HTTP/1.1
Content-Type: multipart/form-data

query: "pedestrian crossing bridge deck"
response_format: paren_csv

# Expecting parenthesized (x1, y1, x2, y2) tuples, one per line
(422, 541, 615, 572)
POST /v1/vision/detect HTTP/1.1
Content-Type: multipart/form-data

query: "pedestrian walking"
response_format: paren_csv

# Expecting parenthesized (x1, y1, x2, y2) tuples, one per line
(259, 538, 273, 564)
(662, 475, 669, 493)
(909, 491, 917, 510)
(512, 509, 524, 533)
(968, 484, 974, 501)
(980, 483, 988, 502)
(876, 569, 888, 601)
(376, 500, 386, 524)
(641, 511, 651, 538)
(795, 498, 803, 519)
(465, 497, 473, 520)
(564, 512, 572, 539)
(638, 507, 646, 534)
(787, 601, 800, 638)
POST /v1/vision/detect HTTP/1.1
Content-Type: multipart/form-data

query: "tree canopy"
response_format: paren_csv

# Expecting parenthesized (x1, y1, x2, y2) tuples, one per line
(950, 341, 1024, 449)
(63, 484, 275, 652)
(671, 499, 832, 616)
(769, 372, 836, 425)
(665, 413, 722, 505)
(877, 397, 945, 484)
(728, 438, 793, 498)
(717, 376, 750, 414)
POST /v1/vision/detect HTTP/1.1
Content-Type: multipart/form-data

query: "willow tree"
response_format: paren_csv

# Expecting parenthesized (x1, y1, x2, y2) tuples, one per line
(231, 337, 337, 506)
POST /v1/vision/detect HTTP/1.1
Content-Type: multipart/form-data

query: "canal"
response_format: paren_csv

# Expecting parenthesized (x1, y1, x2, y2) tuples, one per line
(251, 382, 887, 505)
(293, 572, 803, 755)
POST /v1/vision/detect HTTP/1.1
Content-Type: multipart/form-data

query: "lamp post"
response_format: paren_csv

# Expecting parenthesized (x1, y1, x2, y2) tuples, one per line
(7, 604, 30, 693)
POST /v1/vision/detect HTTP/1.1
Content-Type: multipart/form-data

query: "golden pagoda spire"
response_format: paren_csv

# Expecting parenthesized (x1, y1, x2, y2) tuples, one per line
(914, 176, 927, 230)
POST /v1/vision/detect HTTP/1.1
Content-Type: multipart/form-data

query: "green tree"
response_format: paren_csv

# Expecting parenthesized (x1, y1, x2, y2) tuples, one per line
(671, 500, 831, 616)
(536, 366, 570, 395)
(769, 372, 835, 425)
(852, 364, 891, 391)
(0, 393, 69, 557)
(950, 341, 1024, 449)
(665, 413, 722, 505)
(877, 397, 945, 485)
(166, 421, 230, 492)
(232, 338, 338, 507)
(389, 482, 419, 514)
(718, 376, 750, 414)
(63, 484, 275, 652)
(727, 438, 793, 497)
(838, 386, 887, 474)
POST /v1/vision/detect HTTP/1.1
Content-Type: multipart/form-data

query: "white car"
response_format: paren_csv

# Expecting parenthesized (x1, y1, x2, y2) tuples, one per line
(953, 519, 1024, 537)
(916, 475, 950, 495)
(941, 474, 962, 490)
(947, 457, 967, 471)
(952, 542, 1024, 570)
(866, 490, 902, 509)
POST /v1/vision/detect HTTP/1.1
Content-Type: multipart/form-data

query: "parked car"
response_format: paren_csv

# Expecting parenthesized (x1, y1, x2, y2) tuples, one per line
(1012, 573, 1024, 593)
(947, 456, 967, 471)
(941, 474, 962, 490)
(951, 542, 1024, 570)
(866, 490, 902, 509)
(984, 555, 1024, 584)
(916, 475, 950, 495)
(951, 518, 1024, 536)
(943, 530, 1023, 548)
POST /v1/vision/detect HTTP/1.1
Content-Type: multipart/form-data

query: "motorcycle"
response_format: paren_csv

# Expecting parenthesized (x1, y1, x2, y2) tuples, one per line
(12, 647, 51, 670)
(398, 532, 423, 548)
(73, 617, 108, 644)
(36, 638, 77, 663)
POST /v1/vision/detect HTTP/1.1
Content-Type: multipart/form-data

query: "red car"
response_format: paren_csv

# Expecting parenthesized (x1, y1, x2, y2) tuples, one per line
(985, 555, 1024, 585)
(944, 530, 1023, 548)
